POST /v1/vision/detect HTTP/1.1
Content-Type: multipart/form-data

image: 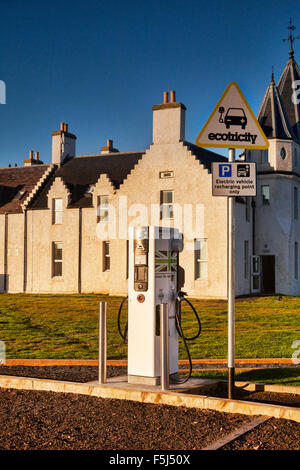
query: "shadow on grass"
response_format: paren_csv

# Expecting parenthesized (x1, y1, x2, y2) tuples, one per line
(236, 367, 300, 386)
(193, 368, 300, 387)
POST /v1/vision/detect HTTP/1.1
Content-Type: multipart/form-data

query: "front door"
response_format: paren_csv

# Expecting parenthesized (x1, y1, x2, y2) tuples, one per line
(261, 255, 275, 294)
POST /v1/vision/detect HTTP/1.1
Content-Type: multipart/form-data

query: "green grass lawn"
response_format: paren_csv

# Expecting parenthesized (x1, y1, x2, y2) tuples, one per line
(0, 294, 299, 361)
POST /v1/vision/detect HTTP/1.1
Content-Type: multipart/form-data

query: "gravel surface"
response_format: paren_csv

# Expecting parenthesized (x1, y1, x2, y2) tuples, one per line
(0, 388, 252, 450)
(0, 365, 125, 382)
(222, 418, 300, 450)
(0, 366, 299, 450)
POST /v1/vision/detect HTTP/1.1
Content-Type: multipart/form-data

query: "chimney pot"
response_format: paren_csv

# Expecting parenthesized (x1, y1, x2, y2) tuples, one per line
(60, 122, 64, 131)
(107, 139, 113, 148)
(29, 150, 34, 160)
(64, 123, 68, 133)
(170, 90, 176, 103)
(163, 91, 169, 104)
(35, 151, 39, 161)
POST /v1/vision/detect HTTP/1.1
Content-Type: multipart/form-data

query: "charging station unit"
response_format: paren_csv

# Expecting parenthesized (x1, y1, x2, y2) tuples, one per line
(127, 226, 183, 385)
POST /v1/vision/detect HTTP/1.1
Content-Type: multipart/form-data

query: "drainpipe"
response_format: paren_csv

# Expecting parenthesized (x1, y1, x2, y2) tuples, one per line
(4, 213, 8, 292)
(78, 207, 82, 293)
(23, 210, 27, 292)
(251, 198, 256, 255)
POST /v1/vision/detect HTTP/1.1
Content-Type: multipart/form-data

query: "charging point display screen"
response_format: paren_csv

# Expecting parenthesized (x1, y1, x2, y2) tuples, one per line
(134, 235, 149, 292)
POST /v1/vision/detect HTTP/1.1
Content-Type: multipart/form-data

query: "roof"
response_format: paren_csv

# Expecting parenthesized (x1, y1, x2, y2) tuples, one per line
(257, 75, 296, 140)
(29, 144, 226, 210)
(0, 165, 52, 214)
(277, 55, 300, 140)
(184, 142, 227, 170)
(30, 151, 145, 210)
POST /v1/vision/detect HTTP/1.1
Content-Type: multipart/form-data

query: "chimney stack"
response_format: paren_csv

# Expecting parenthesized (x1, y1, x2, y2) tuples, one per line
(52, 122, 76, 165)
(101, 138, 119, 154)
(152, 90, 186, 144)
(170, 90, 176, 103)
(24, 150, 43, 166)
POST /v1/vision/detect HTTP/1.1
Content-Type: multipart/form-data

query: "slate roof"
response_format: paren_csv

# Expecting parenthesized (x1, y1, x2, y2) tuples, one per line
(30, 152, 145, 210)
(0, 165, 52, 214)
(184, 142, 227, 170)
(257, 75, 296, 140)
(277, 55, 300, 141)
(28, 143, 227, 210)
(258, 53, 300, 142)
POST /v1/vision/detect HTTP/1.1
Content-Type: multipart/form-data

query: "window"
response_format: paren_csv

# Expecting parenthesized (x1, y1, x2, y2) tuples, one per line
(280, 147, 286, 160)
(294, 187, 298, 220)
(53, 199, 63, 224)
(97, 196, 109, 223)
(160, 190, 174, 219)
(244, 240, 249, 279)
(52, 242, 62, 277)
(245, 197, 251, 222)
(295, 242, 298, 280)
(195, 239, 208, 280)
(103, 241, 110, 271)
(262, 185, 270, 205)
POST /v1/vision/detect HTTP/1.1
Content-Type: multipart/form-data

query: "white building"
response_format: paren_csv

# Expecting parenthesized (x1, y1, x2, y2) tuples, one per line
(0, 48, 299, 298)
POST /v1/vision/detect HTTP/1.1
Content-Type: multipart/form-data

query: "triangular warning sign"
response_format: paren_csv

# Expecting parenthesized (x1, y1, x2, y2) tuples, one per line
(195, 82, 269, 150)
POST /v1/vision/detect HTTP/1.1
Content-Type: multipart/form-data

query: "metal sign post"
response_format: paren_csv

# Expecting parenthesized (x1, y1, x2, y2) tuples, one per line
(98, 301, 107, 384)
(195, 80, 269, 400)
(227, 149, 235, 399)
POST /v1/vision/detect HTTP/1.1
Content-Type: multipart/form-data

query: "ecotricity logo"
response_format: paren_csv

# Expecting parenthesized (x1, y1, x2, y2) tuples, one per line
(195, 81, 269, 150)
(208, 106, 257, 145)
(0, 80, 6, 104)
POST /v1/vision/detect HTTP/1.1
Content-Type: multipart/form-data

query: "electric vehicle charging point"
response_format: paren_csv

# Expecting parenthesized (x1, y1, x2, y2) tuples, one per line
(110, 225, 201, 390)
(127, 226, 182, 386)
(96, 225, 206, 394)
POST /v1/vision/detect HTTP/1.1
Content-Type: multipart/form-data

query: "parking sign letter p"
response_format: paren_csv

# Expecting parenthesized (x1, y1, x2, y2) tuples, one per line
(219, 164, 232, 177)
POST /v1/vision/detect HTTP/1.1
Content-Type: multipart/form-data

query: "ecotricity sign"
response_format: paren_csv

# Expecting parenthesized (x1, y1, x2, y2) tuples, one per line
(195, 82, 269, 150)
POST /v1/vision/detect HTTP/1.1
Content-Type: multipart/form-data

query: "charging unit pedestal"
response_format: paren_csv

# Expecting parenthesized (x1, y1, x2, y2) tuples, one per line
(127, 226, 182, 385)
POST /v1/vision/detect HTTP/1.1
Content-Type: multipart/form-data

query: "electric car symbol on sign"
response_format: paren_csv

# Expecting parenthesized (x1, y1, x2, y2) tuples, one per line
(224, 107, 247, 129)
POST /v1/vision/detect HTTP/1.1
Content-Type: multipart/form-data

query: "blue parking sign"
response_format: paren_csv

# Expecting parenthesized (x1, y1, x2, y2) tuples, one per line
(219, 164, 232, 177)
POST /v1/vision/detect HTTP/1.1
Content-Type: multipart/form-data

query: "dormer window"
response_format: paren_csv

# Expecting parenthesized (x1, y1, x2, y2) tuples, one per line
(52, 198, 63, 224)
(280, 147, 286, 160)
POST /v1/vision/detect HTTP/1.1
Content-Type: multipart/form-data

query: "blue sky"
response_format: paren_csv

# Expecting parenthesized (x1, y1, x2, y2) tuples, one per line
(0, 0, 299, 166)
